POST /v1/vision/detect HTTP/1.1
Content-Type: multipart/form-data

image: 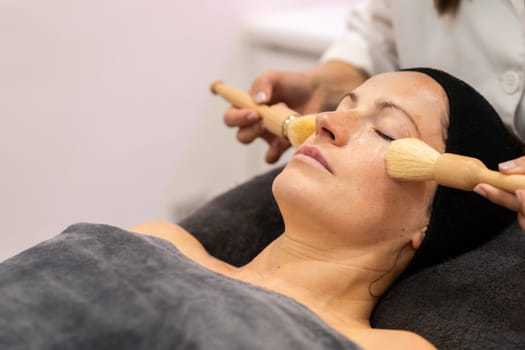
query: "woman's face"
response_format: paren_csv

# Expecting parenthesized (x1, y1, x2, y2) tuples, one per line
(273, 71, 448, 249)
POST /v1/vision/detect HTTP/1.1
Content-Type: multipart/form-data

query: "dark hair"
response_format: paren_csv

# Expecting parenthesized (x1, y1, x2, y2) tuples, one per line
(434, 0, 461, 16)
(400, 68, 523, 277)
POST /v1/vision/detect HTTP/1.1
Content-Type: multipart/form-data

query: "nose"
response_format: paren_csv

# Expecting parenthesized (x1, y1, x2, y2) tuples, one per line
(315, 111, 358, 146)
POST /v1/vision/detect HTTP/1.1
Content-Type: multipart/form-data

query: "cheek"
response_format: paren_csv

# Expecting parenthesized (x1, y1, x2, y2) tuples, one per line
(338, 135, 389, 183)
(336, 139, 433, 224)
(382, 181, 435, 229)
(334, 140, 391, 207)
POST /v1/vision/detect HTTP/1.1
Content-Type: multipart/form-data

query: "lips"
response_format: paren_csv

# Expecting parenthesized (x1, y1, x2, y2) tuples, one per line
(294, 144, 333, 173)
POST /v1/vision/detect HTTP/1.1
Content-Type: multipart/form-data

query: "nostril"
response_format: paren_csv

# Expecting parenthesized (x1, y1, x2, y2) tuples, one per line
(322, 127, 336, 141)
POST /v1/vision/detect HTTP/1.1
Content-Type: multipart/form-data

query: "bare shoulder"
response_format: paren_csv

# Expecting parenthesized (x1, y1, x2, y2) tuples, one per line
(129, 221, 236, 273)
(384, 329, 436, 350)
(349, 328, 436, 350)
(130, 221, 200, 250)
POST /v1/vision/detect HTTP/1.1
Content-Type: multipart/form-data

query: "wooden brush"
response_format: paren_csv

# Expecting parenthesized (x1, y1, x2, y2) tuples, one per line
(385, 138, 525, 192)
(210, 80, 316, 147)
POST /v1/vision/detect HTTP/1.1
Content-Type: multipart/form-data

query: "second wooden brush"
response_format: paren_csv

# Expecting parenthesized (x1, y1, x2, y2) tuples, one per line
(210, 81, 316, 147)
(385, 138, 525, 192)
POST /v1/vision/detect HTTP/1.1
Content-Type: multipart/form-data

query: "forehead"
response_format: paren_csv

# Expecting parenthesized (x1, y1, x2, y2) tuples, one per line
(356, 71, 448, 149)
(355, 71, 448, 110)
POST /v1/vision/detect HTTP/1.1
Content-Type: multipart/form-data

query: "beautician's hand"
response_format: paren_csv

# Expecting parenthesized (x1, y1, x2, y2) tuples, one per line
(473, 155, 525, 230)
(222, 61, 368, 163)
(223, 70, 320, 163)
(223, 106, 291, 163)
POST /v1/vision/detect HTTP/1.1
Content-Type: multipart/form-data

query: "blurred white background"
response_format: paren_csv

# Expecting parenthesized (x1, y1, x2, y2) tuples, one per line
(0, 0, 354, 261)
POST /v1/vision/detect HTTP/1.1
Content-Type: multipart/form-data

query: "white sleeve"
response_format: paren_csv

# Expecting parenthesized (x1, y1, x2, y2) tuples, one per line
(321, 0, 398, 76)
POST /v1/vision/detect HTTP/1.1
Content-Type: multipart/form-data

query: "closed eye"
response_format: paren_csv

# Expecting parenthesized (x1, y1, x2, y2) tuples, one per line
(374, 129, 395, 142)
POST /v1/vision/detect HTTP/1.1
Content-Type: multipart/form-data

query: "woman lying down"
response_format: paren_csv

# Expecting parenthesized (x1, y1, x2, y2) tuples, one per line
(0, 69, 521, 350)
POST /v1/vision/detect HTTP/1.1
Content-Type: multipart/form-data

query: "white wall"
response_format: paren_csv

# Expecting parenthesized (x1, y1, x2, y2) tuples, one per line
(0, 0, 349, 261)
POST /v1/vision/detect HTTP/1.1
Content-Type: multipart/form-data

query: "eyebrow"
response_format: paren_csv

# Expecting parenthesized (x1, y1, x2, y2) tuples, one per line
(343, 92, 421, 136)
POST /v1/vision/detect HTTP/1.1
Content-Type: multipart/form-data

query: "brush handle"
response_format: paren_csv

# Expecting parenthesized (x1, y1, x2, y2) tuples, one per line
(434, 153, 525, 192)
(478, 169, 525, 192)
(210, 80, 299, 138)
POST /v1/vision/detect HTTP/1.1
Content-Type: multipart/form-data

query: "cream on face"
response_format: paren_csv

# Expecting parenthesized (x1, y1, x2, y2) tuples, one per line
(337, 91, 422, 141)
(273, 71, 448, 250)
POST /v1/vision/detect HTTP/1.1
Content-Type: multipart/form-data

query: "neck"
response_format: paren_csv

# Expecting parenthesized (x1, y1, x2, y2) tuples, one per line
(235, 231, 403, 330)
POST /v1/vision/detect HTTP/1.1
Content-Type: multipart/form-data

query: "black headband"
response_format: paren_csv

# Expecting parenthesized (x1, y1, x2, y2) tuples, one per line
(400, 68, 523, 276)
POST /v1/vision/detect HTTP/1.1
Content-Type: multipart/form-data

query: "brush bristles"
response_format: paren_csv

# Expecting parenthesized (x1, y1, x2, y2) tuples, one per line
(287, 114, 316, 147)
(385, 138, 440, 181)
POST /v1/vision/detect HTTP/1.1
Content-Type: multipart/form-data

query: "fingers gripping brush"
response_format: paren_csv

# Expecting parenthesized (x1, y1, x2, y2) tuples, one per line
(385, 138, 525, 192)
(210, 81, 316, 147)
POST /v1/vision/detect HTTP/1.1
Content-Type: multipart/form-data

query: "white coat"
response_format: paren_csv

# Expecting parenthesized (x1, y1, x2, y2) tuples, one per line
(322, 0, 525, 142)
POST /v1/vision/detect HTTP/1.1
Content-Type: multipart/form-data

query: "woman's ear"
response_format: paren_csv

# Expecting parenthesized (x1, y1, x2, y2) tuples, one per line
(411, 226, 427, 250)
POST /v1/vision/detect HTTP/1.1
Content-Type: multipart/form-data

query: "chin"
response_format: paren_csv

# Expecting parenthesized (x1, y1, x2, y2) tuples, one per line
(272, 165, 322, 221)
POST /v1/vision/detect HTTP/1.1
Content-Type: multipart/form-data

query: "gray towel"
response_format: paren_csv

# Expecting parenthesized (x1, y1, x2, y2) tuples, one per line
(0, 223, 361, 350)
(181, 167, 525, 350)
(373, 221, 525, 350)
